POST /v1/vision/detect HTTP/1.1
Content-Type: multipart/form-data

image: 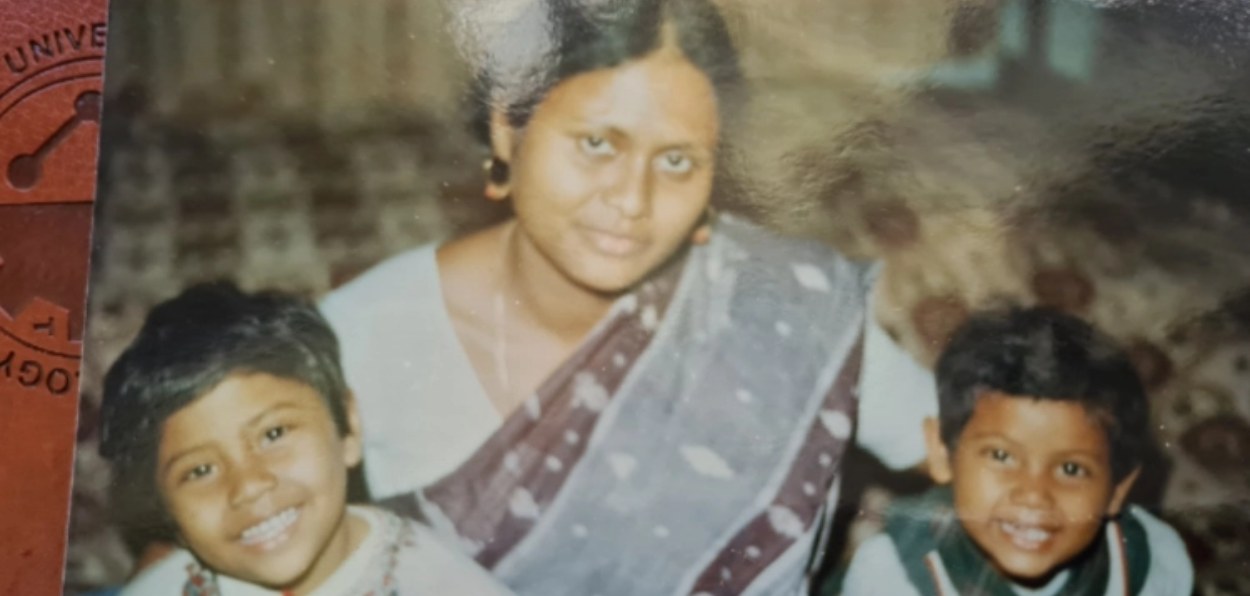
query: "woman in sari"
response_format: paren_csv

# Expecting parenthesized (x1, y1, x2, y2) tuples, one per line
(320, 0, 935, 593)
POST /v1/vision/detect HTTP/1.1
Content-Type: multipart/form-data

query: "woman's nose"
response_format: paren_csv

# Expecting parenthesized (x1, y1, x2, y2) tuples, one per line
(601, 158, 652, 219)
(227, 457, 278, 507)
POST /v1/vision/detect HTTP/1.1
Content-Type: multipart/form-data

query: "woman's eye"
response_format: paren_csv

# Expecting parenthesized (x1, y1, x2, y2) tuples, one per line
(579, 135, 615, 157)
(657, 151, 693, 174)
(1060, 461, 1089, 478)
(183, 464, 214, 483)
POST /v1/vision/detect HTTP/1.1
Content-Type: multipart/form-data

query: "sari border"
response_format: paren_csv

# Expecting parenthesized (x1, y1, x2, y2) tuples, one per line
(675, 325, 864, 593)
(681, 327, 865, 595)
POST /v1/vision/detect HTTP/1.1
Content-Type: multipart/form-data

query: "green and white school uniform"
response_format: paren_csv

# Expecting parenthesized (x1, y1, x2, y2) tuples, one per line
(842, 487, 1193, 596)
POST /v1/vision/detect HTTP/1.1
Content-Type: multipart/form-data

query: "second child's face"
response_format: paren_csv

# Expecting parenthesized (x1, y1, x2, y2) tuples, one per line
(926, 392, 1137, 584)
(156, 373, 362, 592)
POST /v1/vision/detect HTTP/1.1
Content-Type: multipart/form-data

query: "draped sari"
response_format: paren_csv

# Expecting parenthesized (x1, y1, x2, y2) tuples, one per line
(376, 216, 870, 595)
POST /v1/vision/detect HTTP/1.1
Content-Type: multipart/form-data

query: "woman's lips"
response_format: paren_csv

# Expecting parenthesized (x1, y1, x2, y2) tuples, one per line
(579, 226, 647, 257)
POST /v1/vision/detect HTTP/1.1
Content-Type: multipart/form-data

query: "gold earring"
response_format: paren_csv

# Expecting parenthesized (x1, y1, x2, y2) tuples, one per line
(483, 156, 510, 200)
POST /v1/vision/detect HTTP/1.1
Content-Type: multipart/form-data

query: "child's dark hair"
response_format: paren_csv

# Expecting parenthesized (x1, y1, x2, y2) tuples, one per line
(935, 307, 1151, 482)
(98, 282, 351, 535)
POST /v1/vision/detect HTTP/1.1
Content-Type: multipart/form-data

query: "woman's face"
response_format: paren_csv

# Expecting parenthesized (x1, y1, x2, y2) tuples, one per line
(498, 47, 721, 294)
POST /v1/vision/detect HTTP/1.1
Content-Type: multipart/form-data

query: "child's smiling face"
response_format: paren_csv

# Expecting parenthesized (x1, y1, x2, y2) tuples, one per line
(156, 372, 363, 592)
(924, 391, 1139, 584)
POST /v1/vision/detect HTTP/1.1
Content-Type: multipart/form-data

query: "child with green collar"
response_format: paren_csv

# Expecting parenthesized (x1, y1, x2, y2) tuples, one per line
(843, 308, 1192, 595)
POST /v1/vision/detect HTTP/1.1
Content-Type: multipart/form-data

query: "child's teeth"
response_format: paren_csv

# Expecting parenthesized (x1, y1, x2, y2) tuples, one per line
(1002, 521, 1052, 546)
(240, 507, 298, 545)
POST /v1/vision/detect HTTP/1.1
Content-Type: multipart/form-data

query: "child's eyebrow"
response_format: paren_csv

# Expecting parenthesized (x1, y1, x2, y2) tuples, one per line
(242, 401, 308, 428)
(1052, 449, 1105, 462)
(245, 397, 334, 430)
(963, 431, 1018, 444)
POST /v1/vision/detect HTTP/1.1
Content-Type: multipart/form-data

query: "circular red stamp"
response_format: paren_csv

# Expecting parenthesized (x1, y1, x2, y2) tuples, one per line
(0, 19, 106, 205)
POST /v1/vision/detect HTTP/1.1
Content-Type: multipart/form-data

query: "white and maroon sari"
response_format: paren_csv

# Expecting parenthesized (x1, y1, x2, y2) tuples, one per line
(328, 215, 870, 595)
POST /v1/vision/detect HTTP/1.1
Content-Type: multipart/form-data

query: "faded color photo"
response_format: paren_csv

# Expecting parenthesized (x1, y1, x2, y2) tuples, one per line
(68, 1, 1248, 594)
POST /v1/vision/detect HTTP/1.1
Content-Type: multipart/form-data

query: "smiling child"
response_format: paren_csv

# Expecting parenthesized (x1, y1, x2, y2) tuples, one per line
(842, 307, 1192, 595)
(98, 282, 513, 595)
